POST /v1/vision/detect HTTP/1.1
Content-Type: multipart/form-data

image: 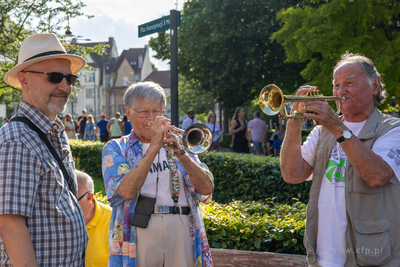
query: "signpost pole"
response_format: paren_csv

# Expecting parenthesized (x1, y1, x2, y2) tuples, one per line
(138, 11, 180, 126)
(170, 9, 179, 126)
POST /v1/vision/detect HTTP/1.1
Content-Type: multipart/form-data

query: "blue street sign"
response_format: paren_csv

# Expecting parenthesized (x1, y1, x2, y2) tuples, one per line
(138, 12, 180, 37)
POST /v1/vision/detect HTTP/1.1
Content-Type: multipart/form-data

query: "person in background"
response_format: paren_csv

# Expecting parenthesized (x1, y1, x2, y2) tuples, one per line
(247, 111, 268, 155)
(84, 114, 96, 141)
(281, 52, 400, 266)
(121, 115, 132, 136)
(64, 113, 76, 139)
(272, 124, 285, 156)
(76, 170, 112, 267)
(266, 123, 279, 156)
(0, 33, 87, 266)
(206, 112, 223, 151)
(78, 109, 87, 140)
(96, 114, 109, 142)
(229, 107, 250, 153)
(1, 117, 8, 126)
(107, 112, 122, 139)
(182, 110, 198, 130)
(102, 81, 214, 266)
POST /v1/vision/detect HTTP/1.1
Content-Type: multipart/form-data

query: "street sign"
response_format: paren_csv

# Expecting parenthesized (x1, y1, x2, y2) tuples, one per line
(138, 12, 180, 37)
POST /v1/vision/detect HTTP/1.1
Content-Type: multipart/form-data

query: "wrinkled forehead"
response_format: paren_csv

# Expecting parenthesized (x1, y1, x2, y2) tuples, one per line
(333, 63, 364, 82)
(134, 99, 164, 110)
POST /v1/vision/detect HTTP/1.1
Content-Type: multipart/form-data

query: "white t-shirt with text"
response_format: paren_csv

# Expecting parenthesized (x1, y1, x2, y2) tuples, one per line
(140, 143, 189, 207)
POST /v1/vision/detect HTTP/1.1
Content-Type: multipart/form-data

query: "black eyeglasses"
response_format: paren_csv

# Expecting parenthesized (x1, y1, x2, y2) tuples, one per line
(78, 191, 92, 201)
(22, 71, 78, 85)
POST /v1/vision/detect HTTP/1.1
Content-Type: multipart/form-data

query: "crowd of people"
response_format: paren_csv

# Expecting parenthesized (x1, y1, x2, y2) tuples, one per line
(1, 33, 400, 267)
(56, 110, 132, 143)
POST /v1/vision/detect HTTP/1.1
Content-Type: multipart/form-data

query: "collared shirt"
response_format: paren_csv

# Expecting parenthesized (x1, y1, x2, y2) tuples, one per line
(0, 100, 88, 266)
(182, 117, 198, 129)
(102, 131, 214, 267)
(247, 118, 267, 143)
(86, 198, 112, 267)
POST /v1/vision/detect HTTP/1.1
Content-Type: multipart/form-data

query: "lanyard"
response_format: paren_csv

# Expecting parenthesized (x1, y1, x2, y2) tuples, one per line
(166, 150, 180, 205)
(148, 149, 180, 205)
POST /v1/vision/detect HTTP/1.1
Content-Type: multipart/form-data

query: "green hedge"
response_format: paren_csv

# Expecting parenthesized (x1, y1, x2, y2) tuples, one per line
(220, 129, 313, 148)
(202, 199, 306, 254)
(95, 192, 307, 255)
(70, 141, 311, 205)
(70, 139, 104, 179)
(199, 152, 311, 204)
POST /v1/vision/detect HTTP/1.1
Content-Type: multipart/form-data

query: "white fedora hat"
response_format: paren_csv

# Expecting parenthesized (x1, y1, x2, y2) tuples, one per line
(4, 33, 86, 88)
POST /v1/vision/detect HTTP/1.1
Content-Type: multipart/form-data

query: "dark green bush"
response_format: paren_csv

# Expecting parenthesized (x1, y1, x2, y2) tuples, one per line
(94, 191, 307, 254)
(199, 152, 311, 204)
(70, 139, 103, 178)
(202, 199, 306, 254)
(221, 128, 313, 148)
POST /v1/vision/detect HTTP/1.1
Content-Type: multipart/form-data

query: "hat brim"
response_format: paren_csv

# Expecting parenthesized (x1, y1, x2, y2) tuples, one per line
(4, 54, 86, 88)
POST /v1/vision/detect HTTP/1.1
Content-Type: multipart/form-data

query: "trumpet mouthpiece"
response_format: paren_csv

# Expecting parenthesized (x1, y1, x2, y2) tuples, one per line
(147, 121, 154, 127)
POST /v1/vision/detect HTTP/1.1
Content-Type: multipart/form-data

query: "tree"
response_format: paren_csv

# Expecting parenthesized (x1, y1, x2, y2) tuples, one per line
(0, 0, 107, 117)
(149, 0, 307, 111)
(177, 76, 216, 123)
(272, 0, 400, 103)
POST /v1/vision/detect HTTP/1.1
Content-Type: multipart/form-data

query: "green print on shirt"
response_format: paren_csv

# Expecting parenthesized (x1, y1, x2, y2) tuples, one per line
(325, 158, 346, 182)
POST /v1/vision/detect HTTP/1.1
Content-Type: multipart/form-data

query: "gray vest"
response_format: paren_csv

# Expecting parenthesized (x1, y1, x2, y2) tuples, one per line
(304, 107, 400, 266)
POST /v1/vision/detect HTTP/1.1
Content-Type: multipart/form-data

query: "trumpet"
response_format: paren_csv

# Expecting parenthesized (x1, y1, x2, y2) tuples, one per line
(258, 84, 343, 120)
(148, 121, 212, 154)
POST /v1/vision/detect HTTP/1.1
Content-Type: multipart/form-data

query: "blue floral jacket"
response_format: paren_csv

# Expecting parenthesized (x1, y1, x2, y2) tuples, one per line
(102, 131, 214, 267)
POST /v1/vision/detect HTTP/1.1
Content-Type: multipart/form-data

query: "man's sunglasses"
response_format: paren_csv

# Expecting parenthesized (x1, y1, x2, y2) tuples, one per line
(22, 71, 78, 85)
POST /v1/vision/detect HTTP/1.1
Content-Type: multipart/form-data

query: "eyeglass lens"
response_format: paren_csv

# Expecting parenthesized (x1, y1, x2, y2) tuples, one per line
(135, 109, 163, 118)
(48, 73, 78, 85)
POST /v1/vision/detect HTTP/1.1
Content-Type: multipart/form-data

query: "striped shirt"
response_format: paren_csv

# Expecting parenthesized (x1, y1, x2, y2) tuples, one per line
(0, 100, 88, 266)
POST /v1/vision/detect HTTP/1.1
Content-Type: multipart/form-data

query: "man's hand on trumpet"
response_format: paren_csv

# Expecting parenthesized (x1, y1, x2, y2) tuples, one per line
(290, 85, 317, 115)
(303, 98, 344, 132)
(148, 116, 174, 150)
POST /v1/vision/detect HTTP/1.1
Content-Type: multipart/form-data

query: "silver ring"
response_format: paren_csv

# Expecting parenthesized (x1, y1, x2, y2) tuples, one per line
(148, 121, 154, 127)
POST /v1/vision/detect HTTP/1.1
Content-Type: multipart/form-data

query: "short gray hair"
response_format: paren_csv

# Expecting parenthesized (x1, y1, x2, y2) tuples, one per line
(76, 170, 94, 192)
(123, 81, 167, 109)
(333, 51, 387, 104)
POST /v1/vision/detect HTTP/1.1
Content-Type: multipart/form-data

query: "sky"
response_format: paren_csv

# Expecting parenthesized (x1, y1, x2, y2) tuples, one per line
(67, 0, 186, 70)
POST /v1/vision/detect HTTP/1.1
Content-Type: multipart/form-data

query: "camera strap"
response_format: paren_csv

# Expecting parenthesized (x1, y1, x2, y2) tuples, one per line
(10, 116, 77, 197)
(141, 149, 180, 205)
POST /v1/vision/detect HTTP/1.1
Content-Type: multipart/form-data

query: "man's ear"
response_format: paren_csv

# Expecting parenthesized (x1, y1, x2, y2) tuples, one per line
(17, 71, 29, 90)
(372, 77, 380, 96)
(125, 106, 131, 117)
(89, 192, 94, 202)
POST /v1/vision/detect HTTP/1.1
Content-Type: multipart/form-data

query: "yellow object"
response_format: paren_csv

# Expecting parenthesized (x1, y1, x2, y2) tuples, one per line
(86, 198, 112, 267)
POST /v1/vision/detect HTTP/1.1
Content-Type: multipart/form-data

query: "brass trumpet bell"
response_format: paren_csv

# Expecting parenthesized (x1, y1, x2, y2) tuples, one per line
(183, 123, 212, 154)
(258, 84, 342, 120)
(163, 123, 212, 154)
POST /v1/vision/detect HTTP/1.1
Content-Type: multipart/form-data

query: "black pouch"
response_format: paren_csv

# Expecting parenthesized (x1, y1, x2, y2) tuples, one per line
(130, 194, 156, 228)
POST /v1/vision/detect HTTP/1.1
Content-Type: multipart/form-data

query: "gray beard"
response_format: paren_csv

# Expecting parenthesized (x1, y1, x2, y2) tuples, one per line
(48, 99, 68, 115)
